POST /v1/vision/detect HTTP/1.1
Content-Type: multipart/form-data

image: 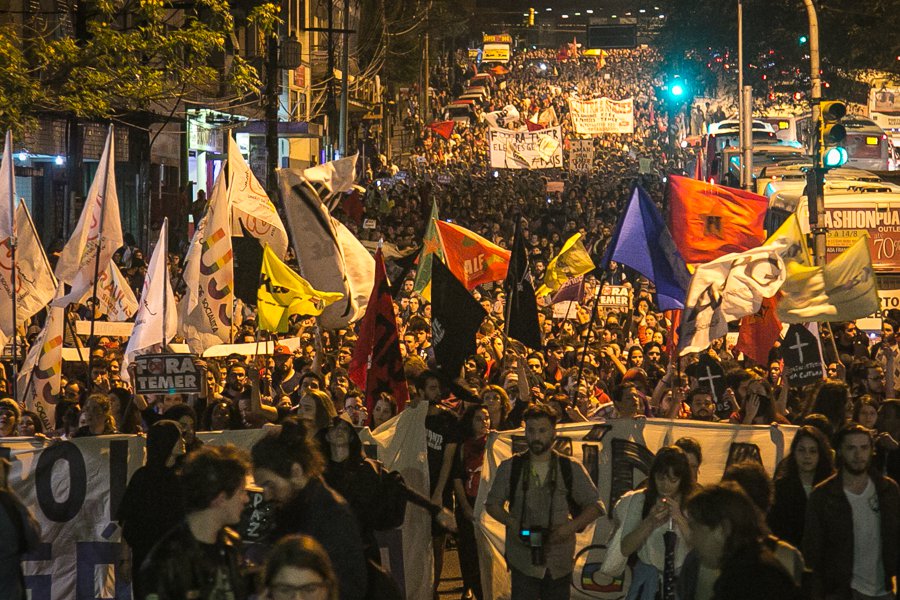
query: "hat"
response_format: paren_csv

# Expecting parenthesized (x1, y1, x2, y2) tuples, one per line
(274, 344, 292, 356)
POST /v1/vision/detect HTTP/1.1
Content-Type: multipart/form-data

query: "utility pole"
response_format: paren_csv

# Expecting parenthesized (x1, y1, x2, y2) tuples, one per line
(266, 32, 279, 195)
(423, 31, 430, 123)
(801, 0, 825, 265)
(742, 85, 753, 190)
(338, 0, 350, 157)
(737, 0, 747, 188)
(326, 0, 336, 160)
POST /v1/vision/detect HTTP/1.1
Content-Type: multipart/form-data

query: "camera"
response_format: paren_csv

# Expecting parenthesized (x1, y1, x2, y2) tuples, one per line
(519, 527, 546, 566)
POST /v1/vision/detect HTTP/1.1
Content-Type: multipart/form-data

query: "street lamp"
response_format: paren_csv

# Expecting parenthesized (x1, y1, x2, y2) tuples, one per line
(266, 33, 303, 197)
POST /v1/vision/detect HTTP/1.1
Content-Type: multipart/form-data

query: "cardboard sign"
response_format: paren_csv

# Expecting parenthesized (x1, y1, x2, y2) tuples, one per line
(686, 354, 728, 417)
(363, 218, 377, 229)
(546, 181, 565, 193)
(782, 324, 824, 387)
(597, 284, 631, 309)
(132, 353, 201, 394)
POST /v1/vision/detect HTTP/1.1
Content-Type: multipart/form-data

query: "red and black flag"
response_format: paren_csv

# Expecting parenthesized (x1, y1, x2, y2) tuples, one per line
(348, 248, 409, 421)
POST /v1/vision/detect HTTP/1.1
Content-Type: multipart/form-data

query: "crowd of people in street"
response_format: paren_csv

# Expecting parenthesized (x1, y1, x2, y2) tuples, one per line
(1, 44, 900, 600)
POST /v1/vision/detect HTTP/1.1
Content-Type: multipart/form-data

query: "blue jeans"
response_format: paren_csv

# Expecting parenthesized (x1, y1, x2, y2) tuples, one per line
(510, 567, 571, 600)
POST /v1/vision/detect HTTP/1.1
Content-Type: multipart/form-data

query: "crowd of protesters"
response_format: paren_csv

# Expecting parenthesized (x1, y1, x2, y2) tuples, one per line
(1, 45, 900, 600)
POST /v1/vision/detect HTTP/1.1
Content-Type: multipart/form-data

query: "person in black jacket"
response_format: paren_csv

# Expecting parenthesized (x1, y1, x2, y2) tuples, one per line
(319, 415, 455, 565)
(138, 444, 251, 600)
(768, 425, 835, 548)
(117, 420, 186, 596)
(251, 417, 368, 600)
(678, 483, 799, 600)
(0, 457, 41, 600)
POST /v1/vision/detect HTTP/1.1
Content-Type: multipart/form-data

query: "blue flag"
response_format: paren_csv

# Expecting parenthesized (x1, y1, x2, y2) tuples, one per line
(602, 185, 692, 310)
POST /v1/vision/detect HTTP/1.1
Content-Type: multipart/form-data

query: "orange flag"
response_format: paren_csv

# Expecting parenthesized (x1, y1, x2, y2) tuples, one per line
(734, 296, 782, 365)
(666, 174, 767, 263)
(429, 120, 455, 140)
(435, 220, 511, 290)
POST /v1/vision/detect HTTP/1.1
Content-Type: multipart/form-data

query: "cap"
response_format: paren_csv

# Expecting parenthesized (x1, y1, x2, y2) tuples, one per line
(274, 344, 292, 356)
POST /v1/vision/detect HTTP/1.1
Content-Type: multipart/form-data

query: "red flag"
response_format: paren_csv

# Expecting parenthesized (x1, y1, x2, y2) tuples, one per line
(435, 219, 511, 290)
(429, 120, 455, 140)
(348, 248, 409, 420)
(734, 296, 782, 365)
(339, 186, 365, 224)
(666, 174, 767, 263)
(525, 120, 544, 132)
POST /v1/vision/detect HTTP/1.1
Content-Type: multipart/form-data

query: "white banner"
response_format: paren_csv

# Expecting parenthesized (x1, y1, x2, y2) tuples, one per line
(473, 419, 797, 600)
(568, 97, 635, 135)
(489, 126, 563, 170)
(569, 139, 595, 172)
(4, 408, 432, 600)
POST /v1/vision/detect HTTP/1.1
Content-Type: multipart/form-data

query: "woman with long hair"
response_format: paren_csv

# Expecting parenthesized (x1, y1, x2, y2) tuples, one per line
(606, 446, 697, 600)
(452, 406, 492, 600)
(678, 483, 799, 599)
(768, 426, 835, 547)
(809, 379, 852, 436)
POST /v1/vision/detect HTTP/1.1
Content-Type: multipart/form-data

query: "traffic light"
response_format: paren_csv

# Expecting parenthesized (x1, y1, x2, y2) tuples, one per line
(819, 100, 848, 169)
(799, 35, 808, 45)
(667, 75, 687, 99)
(528, 7, 535, 26)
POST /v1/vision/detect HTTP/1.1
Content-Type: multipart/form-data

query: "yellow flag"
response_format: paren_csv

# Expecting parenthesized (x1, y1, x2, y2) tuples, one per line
(258, 245, 344, 333)
(765, 213, 811, 267)
(777, 235, 879, 323)
(536, 233, 595, 296)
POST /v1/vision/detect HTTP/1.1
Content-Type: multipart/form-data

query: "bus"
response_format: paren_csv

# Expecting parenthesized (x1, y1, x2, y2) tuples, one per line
(794, 114, 892, 171)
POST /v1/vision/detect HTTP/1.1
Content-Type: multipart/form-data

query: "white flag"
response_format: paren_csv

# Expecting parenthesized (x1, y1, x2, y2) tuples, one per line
(679, 245, 786, 355)
(18, 285, 67, 433)
(179, 169, 234, 353)
(55, 127, 123, 300)
(122, 218, 177, 378)
(0, 131, 14, 242)
(0, 202, 58, 337)
(227, 136, 289, 256)
(304, 153, 359, 198)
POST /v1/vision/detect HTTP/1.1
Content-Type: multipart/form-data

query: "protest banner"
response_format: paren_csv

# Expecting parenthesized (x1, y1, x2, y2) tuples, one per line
(473, 419, 797, 600)
(131, 353, 201, 394)
(489, 126, 563, 169)
(597, 285, 631, 310)
(4, 407, 430, 600)
(569, 139, 595, 172)
(782, 324, 824, 387)
(546, 181, 565, 194)
(568, 97, 635, 135)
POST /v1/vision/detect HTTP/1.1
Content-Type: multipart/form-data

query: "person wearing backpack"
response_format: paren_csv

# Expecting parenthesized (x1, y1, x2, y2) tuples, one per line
(0, 457, 42, 600)
(485, 403, 605, 600)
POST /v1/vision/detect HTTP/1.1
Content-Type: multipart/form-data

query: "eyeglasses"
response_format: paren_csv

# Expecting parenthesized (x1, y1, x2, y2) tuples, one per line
(270, 582, 330, 599)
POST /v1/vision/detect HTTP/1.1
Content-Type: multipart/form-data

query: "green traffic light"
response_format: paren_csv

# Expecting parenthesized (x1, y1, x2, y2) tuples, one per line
(799, 35, 808, 44)
(671, 83, 684, 97)
(823, 146, 848, 168)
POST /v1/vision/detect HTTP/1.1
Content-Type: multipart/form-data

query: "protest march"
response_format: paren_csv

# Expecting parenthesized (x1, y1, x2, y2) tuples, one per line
(0, 42, 899, 600)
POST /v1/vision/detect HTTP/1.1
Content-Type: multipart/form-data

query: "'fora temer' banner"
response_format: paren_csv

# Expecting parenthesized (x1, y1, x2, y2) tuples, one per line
(568, 97, 635, 135)
(473, 419, 796, 600)
(489, 126, 563, 169)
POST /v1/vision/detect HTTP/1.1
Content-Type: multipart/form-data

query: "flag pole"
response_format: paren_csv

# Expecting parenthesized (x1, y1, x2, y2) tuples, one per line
(86, 126, 113, 389)
(161, 218, 168, 350)
(6, 132, 18, 399)
(571, 280, 601, 406)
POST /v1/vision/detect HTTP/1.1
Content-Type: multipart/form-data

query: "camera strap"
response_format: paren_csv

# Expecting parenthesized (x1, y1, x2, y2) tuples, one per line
(518, 452, 558, 532)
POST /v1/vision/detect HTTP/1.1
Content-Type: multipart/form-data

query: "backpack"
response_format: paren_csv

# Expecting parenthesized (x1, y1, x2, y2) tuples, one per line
(507, 451, 583, 521)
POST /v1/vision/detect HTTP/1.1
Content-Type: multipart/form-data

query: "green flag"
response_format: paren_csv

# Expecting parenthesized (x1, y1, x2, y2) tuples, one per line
(412, 200, 444, 301)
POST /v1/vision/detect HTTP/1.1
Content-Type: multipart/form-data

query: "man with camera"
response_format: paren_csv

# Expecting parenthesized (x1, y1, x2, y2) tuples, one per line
(485, 404, 605, 599)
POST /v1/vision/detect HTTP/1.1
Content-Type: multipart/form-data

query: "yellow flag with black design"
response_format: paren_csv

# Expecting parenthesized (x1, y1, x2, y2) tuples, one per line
(536, 233, 595, 297)
(257, 245, 344, 333)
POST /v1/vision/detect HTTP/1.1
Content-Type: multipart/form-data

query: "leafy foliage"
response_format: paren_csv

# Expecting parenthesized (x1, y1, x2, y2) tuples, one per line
(0, 0, 278, 132)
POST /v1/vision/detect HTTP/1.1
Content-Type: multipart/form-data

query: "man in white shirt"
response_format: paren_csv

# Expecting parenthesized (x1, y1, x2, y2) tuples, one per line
(804, 424, 900, 600)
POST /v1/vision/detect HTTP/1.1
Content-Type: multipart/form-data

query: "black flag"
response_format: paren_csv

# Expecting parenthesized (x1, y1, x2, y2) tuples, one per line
(504, 219, 542, 349)
(232, 220, 265, 306)
(431, 257, 487, 377)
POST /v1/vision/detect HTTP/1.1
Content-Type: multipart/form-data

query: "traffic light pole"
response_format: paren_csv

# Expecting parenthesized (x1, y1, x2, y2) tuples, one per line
(801, 0, 826, 266)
